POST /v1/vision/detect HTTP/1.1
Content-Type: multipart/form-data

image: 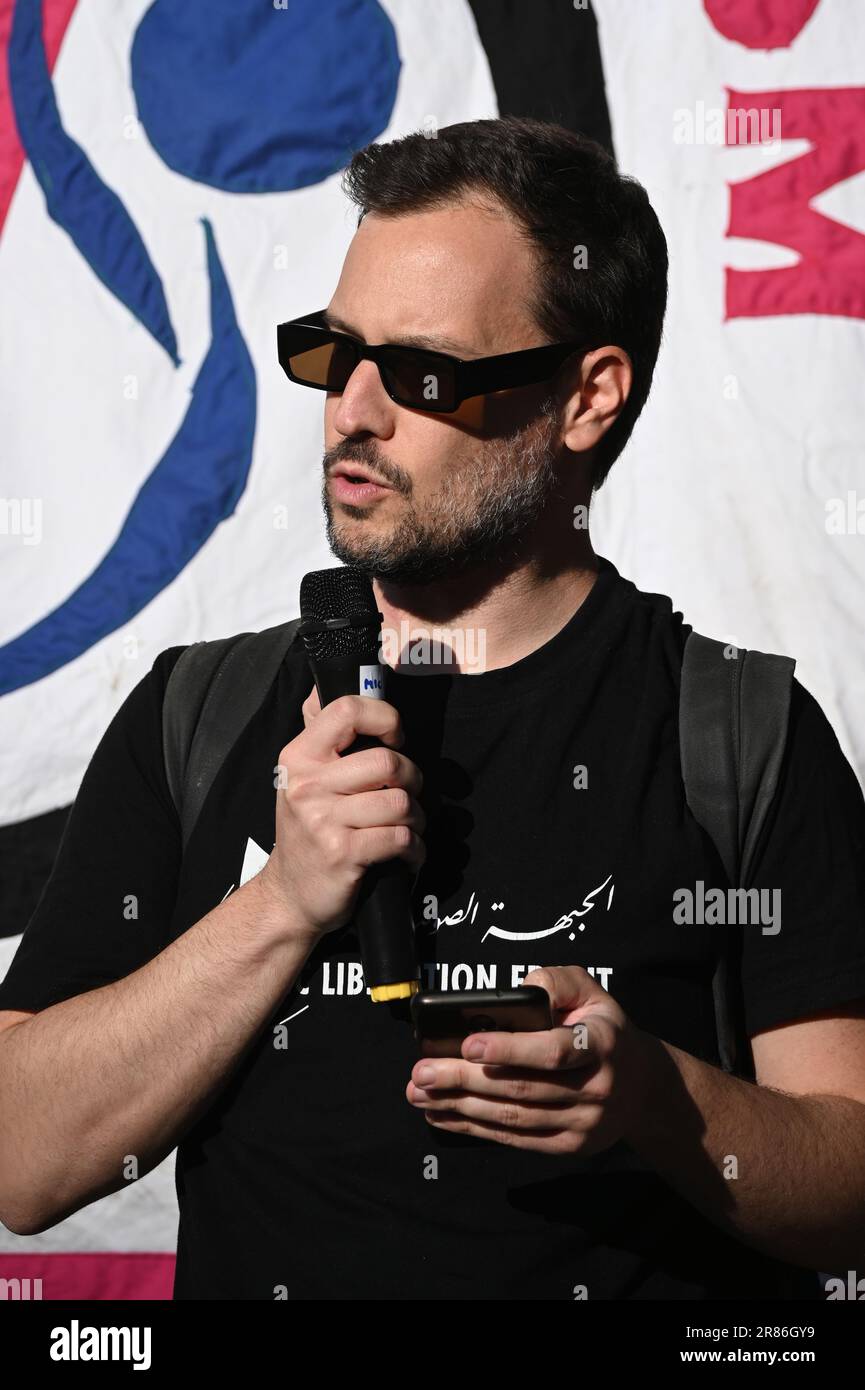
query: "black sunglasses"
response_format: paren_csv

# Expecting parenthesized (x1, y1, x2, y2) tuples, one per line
(276, 311, 593, 414)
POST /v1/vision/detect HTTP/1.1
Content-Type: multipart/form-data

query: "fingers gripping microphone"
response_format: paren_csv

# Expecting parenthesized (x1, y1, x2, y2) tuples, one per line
(299, 566, 420, 1002)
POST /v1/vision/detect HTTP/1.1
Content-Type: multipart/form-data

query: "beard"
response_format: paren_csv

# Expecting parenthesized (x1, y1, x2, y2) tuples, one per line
(322, 397, 561, 586)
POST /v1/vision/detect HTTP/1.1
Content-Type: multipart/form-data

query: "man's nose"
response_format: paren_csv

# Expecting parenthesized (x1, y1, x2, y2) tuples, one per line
(331, 358, 395, 438)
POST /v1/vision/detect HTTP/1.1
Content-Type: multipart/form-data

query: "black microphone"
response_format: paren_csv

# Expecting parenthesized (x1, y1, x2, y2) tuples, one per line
(298, 566, 420, 1002)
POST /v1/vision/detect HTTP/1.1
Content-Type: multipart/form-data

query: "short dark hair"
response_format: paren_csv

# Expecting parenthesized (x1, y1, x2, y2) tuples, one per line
(342, 116, 668, 489)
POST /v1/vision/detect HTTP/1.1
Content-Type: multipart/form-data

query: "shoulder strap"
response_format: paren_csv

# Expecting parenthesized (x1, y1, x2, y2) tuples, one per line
(679, 632, 795, 1076)
(163, 617, 302, 852)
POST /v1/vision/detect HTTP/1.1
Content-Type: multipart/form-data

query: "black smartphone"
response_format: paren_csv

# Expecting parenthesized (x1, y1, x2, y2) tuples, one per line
(410, 986, 553, 1057)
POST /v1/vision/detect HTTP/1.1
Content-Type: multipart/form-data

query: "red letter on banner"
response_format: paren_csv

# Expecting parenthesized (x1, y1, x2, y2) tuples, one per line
(725, 86, 865, 321)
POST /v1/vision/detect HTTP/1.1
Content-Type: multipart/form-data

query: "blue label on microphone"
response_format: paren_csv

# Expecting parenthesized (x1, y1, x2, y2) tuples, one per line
(359, 664, 384, 697)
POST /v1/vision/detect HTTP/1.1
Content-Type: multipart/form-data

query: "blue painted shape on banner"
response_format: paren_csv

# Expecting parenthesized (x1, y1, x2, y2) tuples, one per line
(0, 219, 255, 696)
(130, 0, 400, 193)
(9, 0, 180, 364)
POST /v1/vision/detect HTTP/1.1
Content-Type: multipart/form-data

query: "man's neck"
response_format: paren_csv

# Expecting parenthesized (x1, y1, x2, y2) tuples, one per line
(372, 533, 600, 675)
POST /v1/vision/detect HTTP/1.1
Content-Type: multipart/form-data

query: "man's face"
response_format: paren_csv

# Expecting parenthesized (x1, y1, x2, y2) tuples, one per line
(321, 198, 564, 585)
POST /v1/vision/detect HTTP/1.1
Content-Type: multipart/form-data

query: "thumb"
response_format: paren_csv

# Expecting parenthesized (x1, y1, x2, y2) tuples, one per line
(523, 965, 606, 1023)
(301, 682, 322, 728)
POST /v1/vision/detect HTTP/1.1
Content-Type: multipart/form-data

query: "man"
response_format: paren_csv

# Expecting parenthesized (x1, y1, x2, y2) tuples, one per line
(1, 117, 865, 1300)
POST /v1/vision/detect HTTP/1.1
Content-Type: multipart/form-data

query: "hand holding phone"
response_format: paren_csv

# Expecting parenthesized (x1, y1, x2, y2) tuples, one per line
(410, 986, 553, 1057)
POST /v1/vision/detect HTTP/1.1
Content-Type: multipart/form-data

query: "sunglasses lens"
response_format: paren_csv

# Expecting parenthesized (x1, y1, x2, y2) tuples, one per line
(286, 337, 356, 392)
(382, 352, 456, 411)
(281, 325, 461, 411)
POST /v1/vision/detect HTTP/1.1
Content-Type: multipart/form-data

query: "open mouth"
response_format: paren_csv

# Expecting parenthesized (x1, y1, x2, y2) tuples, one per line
(329, 468, 393, 502)
(332, 466, 390, 488)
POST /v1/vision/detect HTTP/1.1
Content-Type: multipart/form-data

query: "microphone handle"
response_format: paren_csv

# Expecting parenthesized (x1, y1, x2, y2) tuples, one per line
(309, 657, 419, 996)
(352, 858, 418, 989)
(312, 654, 382, 707)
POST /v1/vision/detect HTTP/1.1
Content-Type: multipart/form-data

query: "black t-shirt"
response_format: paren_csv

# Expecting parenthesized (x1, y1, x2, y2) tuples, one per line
(3, 557, 865, 1300)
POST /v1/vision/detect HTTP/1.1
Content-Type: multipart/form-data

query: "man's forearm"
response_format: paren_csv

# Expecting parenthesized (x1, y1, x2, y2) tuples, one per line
(626, 1028, 865, 1270)
(0, 871, 316, 1234)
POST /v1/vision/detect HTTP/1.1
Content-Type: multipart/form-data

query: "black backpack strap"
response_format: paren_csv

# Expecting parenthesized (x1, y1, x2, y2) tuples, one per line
(162, 633, 250, 832)
(162, 617, 302, 852)
(679, 632, 795, 1076)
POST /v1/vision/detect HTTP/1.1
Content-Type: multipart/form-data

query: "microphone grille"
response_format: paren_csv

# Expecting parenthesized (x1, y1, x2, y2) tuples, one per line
(299, 566, 381, 661)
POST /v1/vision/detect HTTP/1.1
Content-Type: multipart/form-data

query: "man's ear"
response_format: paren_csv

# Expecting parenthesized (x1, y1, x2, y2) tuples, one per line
(560, 347, 633, 455)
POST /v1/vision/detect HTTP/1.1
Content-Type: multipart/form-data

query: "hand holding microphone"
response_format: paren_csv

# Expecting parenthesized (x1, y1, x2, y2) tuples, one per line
(257, 566, 425, 999)
(259, 692, 425, 945)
